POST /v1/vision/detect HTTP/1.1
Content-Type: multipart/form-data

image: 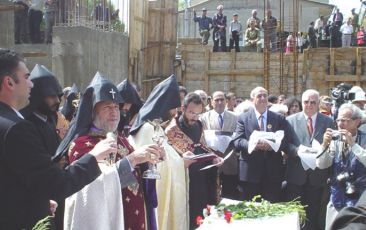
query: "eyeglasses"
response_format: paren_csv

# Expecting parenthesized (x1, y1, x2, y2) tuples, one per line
(290, 104, 299, 108)
(335, 118, 354, 123)
(187, 111, 201, 117)
(303, 100, 317, 105)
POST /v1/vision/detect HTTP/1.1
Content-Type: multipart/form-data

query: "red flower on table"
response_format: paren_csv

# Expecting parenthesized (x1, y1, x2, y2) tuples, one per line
(224, 209, 232, 223)
(196, 215, 203, 226)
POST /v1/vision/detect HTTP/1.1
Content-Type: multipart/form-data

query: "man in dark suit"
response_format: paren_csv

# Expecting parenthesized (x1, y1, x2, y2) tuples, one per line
(0, 49, 125, 229)
(286, 89, 335, 230)
(233, 86, 290, 202)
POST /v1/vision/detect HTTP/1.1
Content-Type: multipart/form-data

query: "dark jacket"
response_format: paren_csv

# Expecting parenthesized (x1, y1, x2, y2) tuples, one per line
(233, 108, 290, 183)
(0, 102, 101, 229)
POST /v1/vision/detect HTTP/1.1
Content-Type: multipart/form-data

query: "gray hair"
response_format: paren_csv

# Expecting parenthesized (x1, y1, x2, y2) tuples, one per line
(339, 103, 364, 120)
(250, 86, 267, 99)
(302, 89, 319, 102)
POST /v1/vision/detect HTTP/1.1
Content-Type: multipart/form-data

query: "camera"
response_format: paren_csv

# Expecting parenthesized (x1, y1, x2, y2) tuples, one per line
(331, 83, 355, 107)
(336, 171, 358, 198)
(331, 130, 342, 141)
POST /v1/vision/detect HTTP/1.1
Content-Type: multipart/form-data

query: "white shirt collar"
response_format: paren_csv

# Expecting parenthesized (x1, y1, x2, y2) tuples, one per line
(12, 107, 24, 119)
(303, 112, 317, 130)
(213, 109, 225, 118)
(254, 109, 267, 120)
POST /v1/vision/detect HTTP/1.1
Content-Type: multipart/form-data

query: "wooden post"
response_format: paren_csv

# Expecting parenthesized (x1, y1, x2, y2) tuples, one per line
(230, 49, 236, 92)
(204, 47, 210, 93)
(356, 47, 361, 84)
(330, 48, 335, 82)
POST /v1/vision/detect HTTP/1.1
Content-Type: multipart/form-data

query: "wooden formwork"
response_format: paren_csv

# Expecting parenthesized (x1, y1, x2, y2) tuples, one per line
(129, 0, 178, 99)
(177, 38, 366, 98)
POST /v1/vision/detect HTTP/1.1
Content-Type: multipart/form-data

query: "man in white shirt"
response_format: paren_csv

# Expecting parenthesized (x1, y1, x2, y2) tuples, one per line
(340, 18, 353, 47)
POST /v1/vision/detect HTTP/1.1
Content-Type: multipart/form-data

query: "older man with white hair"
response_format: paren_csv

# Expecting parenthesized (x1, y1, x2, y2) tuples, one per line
(247, 9, 261, 29)
(286, 89, 335, 230)
(316, 103, 366, 230)
(233, 86, 291, 202)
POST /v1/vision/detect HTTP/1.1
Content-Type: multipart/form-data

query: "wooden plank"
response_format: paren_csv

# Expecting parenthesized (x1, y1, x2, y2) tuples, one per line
(207, 69, 263, 76)
(356, 48, 361, 83)
(22, 52, 48, 57)
(0, 4, 24, 11)
(324, 75, 366, 82)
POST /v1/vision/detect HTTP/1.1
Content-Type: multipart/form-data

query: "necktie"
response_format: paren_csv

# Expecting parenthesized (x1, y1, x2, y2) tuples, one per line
(219, 114, 224, 129)
(259, 115, 265, 131)
(307, 117, 313, 137)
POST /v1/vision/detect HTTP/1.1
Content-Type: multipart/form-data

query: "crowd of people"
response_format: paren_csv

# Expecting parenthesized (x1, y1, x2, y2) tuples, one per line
(1, 48, 366, 230)
(193, 4, 366, 53)
(13, 0, 119, 44)
(13, 0, 58, 44)
(307, 8, 364, 49)
(193, 5, 276, 52)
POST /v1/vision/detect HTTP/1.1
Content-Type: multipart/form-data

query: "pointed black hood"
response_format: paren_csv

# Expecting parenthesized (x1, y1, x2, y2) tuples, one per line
(60, 83, 79, 121)
(117, 79, 143, 107)
(129, 75, 180, 135)
(53, 71, 124, 161)
(20, 64, 63, 118)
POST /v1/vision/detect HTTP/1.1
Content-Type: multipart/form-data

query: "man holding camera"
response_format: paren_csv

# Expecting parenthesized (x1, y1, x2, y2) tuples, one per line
(316, 103, 366, 230)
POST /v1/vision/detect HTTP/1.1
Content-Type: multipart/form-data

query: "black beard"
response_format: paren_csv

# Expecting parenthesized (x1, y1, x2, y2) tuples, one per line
(38, 100, 59, 116)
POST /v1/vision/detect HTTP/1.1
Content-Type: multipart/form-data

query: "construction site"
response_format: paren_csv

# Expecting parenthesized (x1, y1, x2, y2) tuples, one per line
(1, 0, 366, 98)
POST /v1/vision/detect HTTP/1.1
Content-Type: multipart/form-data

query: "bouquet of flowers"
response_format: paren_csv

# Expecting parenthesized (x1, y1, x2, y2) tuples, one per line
(197, 195, 306, 226)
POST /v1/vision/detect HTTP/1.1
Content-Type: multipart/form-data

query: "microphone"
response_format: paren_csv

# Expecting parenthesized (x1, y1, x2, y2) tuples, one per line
(106, 132, 117, 165)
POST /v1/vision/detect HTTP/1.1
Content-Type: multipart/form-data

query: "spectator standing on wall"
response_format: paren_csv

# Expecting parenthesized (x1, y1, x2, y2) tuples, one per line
(229, 13, 242, 52)
(14, 0, 30, 44)
(262, 9, 277, 52)
(193, 8, 213, 45)
(340, 18, 353, 47)
(308, 22, 317, 48)
(212, 5, 227, 52)
(357, 26, 365, 47)
(28, 0, 43, 43)
(333, 9, 344, 27)
(246, 9, 261, 29)
(44, 0, 57, 44)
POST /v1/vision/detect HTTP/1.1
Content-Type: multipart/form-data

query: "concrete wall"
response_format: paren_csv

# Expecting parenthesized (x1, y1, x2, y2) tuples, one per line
(52, 26, 129, 90)
(0, 1, 14, 48)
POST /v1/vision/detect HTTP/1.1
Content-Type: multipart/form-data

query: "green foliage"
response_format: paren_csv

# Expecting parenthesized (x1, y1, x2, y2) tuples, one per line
(32, 216, 54, 230)
(216, 195, 307, 225)
(178, 0, 186, 11)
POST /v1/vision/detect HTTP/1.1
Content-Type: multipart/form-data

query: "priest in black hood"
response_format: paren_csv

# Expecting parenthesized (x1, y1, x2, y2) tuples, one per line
(21, 64, 63, 157)
(117, 79, 143, 136)
(129, 75, 196, 230)
(20, 64, 68, 230)
(60, 83, 79, 122)
(56, 72, 164, 230)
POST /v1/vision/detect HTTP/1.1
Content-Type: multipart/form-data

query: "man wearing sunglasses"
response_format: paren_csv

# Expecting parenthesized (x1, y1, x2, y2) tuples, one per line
(286, 89, 335, 230)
